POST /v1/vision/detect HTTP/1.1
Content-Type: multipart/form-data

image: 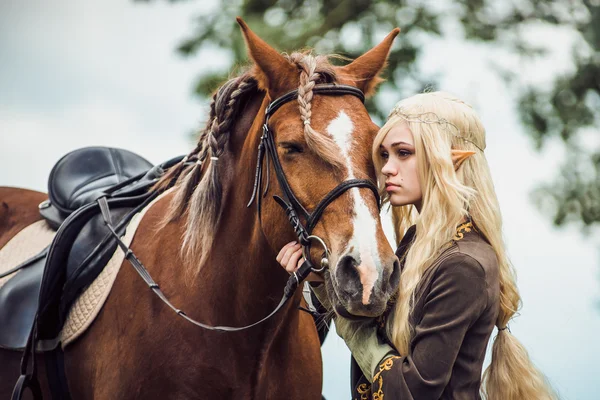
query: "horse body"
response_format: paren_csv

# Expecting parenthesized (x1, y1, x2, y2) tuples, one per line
(64, 191, 322, 399)
(0, 187, 47, 249)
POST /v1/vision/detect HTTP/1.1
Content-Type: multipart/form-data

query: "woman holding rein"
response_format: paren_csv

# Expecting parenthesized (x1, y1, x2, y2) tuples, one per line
(277, 92, 556, 399)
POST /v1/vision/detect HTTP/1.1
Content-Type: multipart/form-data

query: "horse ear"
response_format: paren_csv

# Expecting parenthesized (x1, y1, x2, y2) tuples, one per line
(340, 28, 400, 97)
(236, 17, 297, 97)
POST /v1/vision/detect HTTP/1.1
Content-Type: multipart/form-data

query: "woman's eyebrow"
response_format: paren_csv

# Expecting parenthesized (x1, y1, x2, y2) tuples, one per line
(390, 141, 413, 147)
(379, 141, 413, 149)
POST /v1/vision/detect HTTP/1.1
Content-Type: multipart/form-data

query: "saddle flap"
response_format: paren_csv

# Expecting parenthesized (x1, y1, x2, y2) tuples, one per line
(0, 256, 46, 350)
(37, 193, 158, 341)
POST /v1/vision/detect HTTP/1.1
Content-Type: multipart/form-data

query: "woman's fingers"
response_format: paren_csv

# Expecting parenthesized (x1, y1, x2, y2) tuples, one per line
(277, 242, 324, 280)
(282, 244, 301, 267)
(286, 248, 304, 273)
(276, 241, 297, 263)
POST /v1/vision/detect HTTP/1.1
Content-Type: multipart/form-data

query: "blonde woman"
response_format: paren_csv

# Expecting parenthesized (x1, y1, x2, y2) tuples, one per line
(277, 92, 556, 399)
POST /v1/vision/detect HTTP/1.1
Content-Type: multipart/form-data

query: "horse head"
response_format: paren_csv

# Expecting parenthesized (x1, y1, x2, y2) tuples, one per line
(238, 19, 401, 318)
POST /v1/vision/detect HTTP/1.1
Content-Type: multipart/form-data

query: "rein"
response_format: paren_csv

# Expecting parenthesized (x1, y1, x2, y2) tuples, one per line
(101, 84, 379, 332)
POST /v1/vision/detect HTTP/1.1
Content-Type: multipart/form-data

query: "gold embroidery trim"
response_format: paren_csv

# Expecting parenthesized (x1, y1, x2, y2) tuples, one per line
(367, 355, 402, 399)
(356, 382, 371, 400)
(373, 356, 400, 381)
(373, 375, 384, 400)
(453, 221, 473, 241)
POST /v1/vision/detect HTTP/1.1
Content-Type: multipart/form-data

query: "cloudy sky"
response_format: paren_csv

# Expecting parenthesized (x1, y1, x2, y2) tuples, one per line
(1, 1, 599, 399)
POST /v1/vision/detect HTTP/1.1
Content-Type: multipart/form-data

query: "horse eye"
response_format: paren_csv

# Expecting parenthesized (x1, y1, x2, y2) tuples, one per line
(280, 143, 304, 155)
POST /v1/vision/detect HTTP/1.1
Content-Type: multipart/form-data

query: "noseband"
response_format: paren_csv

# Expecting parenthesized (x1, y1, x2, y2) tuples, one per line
(98, 84, 380, 332)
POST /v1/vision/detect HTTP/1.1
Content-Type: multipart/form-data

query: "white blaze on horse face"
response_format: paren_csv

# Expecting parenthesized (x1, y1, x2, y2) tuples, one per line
(326, 111, 381, 305)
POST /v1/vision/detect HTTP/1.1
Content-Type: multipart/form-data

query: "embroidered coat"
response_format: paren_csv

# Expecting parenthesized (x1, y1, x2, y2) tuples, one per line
(351, 222, 500, 399)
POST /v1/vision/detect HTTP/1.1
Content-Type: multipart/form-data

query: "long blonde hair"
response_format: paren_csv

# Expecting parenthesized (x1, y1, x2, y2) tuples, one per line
(372, 92, 556, 399)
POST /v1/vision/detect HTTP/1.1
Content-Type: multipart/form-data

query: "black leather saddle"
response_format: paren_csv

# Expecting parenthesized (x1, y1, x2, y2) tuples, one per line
(0, 146, 182, 351)
(39, 147, 155, 230)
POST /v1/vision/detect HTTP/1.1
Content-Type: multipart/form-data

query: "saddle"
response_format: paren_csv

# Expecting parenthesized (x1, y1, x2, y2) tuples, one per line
(39, 147, 157, 230)
(0, 147, 182, 351)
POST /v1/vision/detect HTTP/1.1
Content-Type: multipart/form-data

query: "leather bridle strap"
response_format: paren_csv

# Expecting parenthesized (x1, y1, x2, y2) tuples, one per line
(306, 179, 380, 234)
(97, 196, 314, 332)
(249, 83, 380, 255)
(265, 85, 365, 117)
(265, 127, 380, 243)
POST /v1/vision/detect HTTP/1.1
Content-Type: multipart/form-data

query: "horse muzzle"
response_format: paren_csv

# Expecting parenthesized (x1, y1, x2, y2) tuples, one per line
(329, 252, 400, 317)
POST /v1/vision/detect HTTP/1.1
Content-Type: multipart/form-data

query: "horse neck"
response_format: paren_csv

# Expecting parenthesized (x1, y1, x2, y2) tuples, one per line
(193, 91, 294, 327)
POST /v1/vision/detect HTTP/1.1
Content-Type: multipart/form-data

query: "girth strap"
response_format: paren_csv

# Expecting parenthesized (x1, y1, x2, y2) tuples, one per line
(12, 325, 42, 400)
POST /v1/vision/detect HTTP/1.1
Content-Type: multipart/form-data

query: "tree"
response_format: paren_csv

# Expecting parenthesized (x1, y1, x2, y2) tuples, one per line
(139, 0, 600, 229)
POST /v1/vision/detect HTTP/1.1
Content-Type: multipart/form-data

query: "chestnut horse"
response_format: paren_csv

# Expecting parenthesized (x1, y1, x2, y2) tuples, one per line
(0, 20, 400, 399)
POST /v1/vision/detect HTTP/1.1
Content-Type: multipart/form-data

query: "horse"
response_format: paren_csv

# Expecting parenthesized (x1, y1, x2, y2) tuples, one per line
(0, 19, 400, 399)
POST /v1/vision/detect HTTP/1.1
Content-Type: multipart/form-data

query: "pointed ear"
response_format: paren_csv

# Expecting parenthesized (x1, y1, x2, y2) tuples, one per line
(339, 28, 400, 97)
(236, 17, 297, 97)
(451, 149, 476, 170)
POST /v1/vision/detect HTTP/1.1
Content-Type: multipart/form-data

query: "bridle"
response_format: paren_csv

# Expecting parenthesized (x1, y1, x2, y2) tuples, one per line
(248, 84, 380, 277)
(99, 83, 380, 332)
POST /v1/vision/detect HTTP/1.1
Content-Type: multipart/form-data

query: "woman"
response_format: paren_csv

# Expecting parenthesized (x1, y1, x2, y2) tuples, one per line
(277, 92, 556, 399)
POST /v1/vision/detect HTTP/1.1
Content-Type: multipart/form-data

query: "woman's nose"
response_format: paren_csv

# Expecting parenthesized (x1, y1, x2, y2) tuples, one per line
(381, 161, 396, 176)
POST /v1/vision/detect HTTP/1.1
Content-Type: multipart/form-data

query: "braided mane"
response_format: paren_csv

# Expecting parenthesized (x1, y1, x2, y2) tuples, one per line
(156, 52, 343, 274)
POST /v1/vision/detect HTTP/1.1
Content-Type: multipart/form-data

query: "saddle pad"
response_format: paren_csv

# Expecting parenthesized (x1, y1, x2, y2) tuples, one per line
(60, 190, 170, 347)
(0, 220, 56, 289)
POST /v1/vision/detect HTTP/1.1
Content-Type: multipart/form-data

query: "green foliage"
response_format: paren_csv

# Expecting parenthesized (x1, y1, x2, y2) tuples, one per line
(143, 0, 600, 228)
(170, 0, 453, 121)
(532, 149, 600, 227)
(510, 2, 600, 228)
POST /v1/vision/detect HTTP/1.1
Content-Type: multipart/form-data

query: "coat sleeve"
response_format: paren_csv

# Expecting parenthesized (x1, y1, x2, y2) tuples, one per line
(365, 254, 488, 399)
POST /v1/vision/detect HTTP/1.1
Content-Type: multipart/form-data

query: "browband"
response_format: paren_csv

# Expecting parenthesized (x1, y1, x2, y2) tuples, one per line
(265, 84, 366, 118)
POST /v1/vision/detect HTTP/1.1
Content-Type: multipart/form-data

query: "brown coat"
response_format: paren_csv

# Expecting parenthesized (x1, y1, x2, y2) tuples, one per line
(352, 221, 500, 399)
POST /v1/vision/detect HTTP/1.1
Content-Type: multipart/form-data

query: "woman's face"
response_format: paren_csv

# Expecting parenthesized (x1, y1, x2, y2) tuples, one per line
(379, 121, 423, 210)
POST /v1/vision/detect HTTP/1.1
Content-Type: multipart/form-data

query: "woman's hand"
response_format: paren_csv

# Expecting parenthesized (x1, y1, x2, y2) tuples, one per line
(276, 241, 304, 274)
(276, 241, 324, 282)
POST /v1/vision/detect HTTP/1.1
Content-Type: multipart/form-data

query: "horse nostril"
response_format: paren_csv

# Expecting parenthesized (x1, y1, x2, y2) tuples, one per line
(335, 255, 361, 295)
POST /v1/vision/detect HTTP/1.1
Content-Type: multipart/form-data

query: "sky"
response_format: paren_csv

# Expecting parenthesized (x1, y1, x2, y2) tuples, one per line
(1, 0, 599, 399)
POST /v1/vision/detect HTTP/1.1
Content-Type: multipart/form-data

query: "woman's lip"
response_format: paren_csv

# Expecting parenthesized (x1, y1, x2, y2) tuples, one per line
(385, 184, 400, 190)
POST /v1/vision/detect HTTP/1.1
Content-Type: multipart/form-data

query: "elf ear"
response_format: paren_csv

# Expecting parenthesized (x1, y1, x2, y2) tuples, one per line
(451, 149, 476, 170)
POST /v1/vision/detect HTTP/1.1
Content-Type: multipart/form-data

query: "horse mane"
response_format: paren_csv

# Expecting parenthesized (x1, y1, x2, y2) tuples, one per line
(155, 52, 344, 276)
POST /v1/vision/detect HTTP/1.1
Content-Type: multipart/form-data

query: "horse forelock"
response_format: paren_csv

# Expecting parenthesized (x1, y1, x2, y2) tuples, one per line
(283, 53, 349, 171)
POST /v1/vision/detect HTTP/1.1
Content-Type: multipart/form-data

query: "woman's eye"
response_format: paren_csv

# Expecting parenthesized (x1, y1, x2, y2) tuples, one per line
(397, 149, 412, 157)
(380, 151, 389, 160)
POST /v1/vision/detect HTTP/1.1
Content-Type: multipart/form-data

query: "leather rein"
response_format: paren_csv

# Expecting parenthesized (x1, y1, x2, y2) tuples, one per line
(99, 84, 380, 332)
